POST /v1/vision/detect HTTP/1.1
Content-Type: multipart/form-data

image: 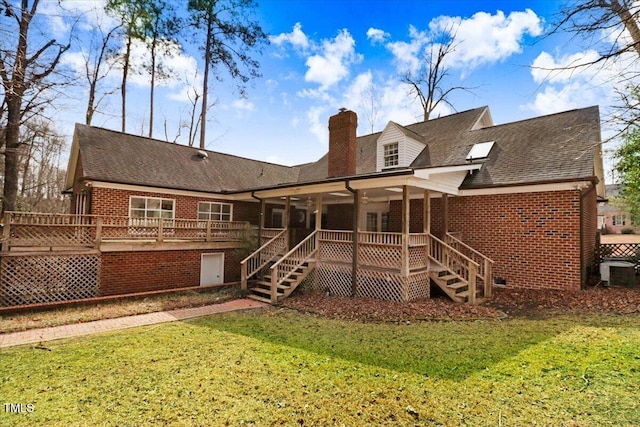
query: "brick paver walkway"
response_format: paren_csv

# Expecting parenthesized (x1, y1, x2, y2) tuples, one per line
(0, 299, 268, 349)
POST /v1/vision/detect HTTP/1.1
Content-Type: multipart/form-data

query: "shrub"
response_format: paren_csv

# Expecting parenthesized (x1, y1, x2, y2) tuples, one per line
(621, 227, 635, 234)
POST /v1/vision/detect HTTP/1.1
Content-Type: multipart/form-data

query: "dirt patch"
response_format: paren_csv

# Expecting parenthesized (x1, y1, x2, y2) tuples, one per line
(282, 285, 640, 322)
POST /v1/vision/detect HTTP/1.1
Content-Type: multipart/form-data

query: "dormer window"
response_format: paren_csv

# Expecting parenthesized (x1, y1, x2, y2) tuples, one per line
(384, 142, 399, 167)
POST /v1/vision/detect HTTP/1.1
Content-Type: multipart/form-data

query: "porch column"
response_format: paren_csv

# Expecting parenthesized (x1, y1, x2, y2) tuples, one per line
(424, 190, 431, 269)
(351, 189, 360, 297)
(259, 198, 266, 244)
(442, 193, 449, 239)
(401, 186, 410, 301)
(284, 196, 291, 252)
(315, 193, 323, 231)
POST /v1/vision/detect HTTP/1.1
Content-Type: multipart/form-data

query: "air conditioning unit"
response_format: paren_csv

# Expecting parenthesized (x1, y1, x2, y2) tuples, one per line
(600, 260, 635, 287)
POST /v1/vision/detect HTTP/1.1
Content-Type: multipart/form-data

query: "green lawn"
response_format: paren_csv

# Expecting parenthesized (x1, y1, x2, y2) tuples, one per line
(1, 310, 639, 426)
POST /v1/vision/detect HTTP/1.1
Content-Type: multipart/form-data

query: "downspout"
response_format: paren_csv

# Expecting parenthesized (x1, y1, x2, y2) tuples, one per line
(345, 180, 359, 297)
(579, 184, 597, 290)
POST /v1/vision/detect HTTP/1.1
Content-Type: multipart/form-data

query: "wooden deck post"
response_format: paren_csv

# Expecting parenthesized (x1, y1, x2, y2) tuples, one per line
(205, 220, 212, 242)
(401, 185, 410, 301)
(424, 190, 431, 269)
(484, 258, 492, 298)
(352, 189, 360, 297)
(284, 197, 291, 252)
(442, 193, 448, 239)
(2, 212, 11, 253)
(241, 262, 247, 291)
(157, 218, 164, 243)
(270, 266, 278, 303)
(468, 263, 477, 304)
(94, 216, 103, 249)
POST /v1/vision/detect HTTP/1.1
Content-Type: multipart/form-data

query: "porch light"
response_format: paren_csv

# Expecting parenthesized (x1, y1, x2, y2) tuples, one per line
(305, 197, 313, 207)
(361, 192, 369, 204)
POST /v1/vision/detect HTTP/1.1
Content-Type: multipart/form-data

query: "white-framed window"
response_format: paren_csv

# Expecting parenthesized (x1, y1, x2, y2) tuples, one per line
(198, 201, 232, 221)
(129, 196, 175, 220)
(365, 211, 389, 232)
(383, 142, 399, 168)
(613, 214, 626, 226)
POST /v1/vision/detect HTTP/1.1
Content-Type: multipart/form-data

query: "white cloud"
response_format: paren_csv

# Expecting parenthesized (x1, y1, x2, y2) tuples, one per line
(387, 10, 542, 76)
(307, 106, 329, 145)
(386, 25, 429, 74)
(304, 29, 362, 90)
(366, 27, 390, 44)
(525, 46, 640, 118)
(232, 99, 255, 111)
(270, 22, 310, 52)
(430, 9, 543, 72)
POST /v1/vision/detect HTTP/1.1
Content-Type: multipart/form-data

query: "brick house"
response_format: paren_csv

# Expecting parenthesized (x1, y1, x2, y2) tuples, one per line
(598, 184, 638, 234)
(1, 105, 604, 307)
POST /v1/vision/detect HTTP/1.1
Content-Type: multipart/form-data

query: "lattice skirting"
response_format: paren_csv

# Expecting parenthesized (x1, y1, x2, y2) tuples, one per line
(0, 253, 101, 307)
(300, 262, 430, 302)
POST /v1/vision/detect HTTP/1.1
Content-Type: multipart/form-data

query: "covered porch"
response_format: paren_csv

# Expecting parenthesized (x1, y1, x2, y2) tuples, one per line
(240, 168, 494, 304)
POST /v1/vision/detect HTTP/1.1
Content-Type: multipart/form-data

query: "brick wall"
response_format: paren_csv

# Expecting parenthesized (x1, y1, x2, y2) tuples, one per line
(447, 190, 583, 291)
(89, 187, 260, 224)
(387, 190, 585, 290)
(327, 204, 353, 230)
(100, 248, 241, 296)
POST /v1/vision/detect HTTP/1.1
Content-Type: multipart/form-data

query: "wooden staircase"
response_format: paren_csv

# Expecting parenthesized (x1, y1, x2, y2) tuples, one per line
(241, 230, 318, 304)
(428, 234, 493, 304)
(429, 264, 483, 304)
(248, 260, 315, 303)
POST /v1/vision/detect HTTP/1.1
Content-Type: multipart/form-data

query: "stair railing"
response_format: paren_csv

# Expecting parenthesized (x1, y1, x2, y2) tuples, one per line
(429, 234, 479, 303)
(241, 229, 287, 290)
(445, 233, 494, 298)
(269, 230, 318, 303)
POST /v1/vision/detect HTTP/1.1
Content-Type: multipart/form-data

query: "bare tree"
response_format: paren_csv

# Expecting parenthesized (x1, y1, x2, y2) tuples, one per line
(0, 0, 70, 213)
(17, 120, 67, 212)
(78, 22, 122, 125)
(402, 26, 475, 121)
(187, 0, 268, 149)
(549, 1, 640, 132)
(359, 83, 381, 134)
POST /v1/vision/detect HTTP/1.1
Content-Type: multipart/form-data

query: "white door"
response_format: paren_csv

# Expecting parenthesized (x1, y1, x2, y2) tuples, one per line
(200, 253, 224, 286)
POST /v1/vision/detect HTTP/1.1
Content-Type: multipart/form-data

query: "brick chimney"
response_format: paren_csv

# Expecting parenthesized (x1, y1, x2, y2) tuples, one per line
(328, 108, 358, 177)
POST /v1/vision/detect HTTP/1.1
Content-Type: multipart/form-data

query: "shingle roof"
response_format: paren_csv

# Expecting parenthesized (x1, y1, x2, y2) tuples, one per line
(73, 105, 601, 193)
(75, 124, 299, 192)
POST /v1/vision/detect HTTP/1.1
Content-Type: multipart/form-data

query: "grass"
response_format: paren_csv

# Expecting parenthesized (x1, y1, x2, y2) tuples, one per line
(0, 310, 639, 426)
(0, 286, 240, 334)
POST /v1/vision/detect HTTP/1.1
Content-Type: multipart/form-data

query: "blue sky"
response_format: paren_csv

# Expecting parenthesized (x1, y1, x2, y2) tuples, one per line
(44, 0, 625, 180)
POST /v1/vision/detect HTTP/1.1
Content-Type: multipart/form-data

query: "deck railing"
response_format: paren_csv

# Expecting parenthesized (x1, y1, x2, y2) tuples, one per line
(1, 211, 250, 251)
(429, 234, 479, 303)
(444, 233, 494, 297)
(269, 230, 318, 302)
(240, 228, 287, 290)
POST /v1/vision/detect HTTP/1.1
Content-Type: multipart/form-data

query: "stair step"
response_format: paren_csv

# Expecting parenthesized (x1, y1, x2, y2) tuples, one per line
(247, 294, 273, 304)
(438, 274, 458, 283)
(447, 281, 467, 291)
(457, 290, 482, 299)
(250, 287, 284, 296)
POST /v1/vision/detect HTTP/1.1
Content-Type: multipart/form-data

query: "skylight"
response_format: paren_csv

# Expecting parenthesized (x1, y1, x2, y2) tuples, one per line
(466, 141, 495, 161)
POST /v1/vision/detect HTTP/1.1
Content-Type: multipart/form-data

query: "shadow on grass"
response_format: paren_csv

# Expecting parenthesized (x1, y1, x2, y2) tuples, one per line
(188, 309, 608, 382)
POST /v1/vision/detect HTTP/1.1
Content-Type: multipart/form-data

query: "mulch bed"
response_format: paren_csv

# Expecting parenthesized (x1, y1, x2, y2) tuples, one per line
(281, 285, 640, 322)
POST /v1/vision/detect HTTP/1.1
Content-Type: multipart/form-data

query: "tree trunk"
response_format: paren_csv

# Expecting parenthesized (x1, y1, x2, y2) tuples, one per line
(149, 36, 157, 138)
(199, 12, 213, 150)
(121, 30, 132, 133)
